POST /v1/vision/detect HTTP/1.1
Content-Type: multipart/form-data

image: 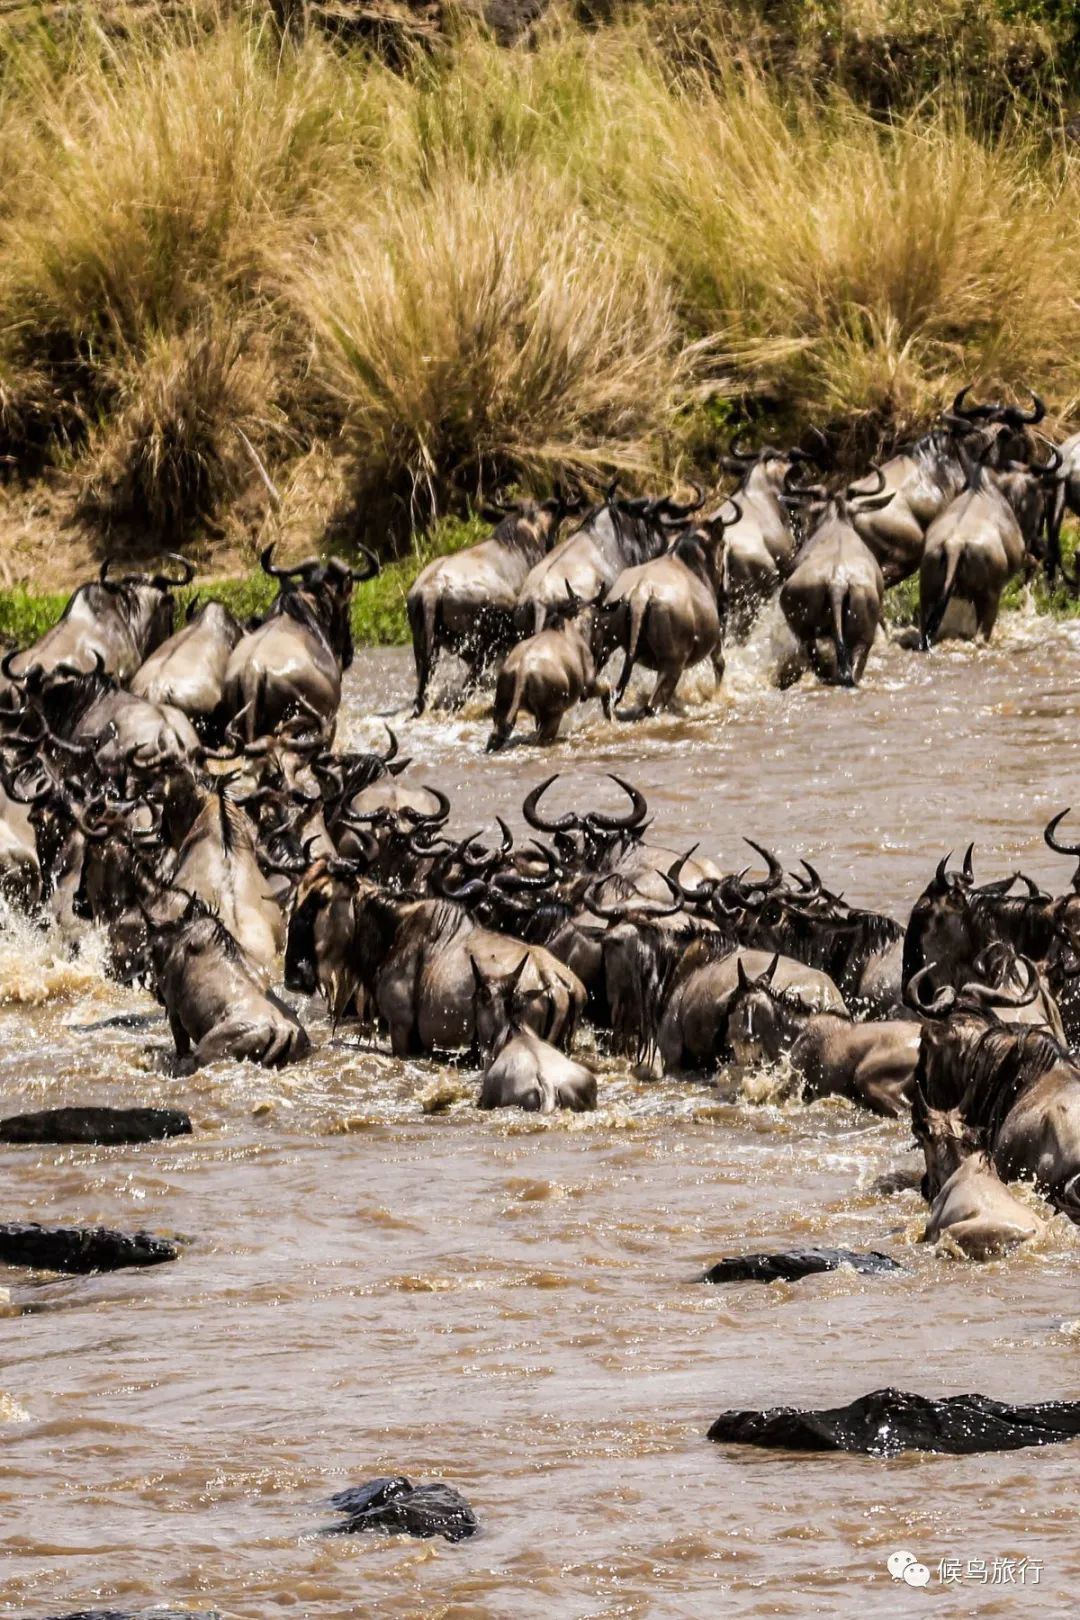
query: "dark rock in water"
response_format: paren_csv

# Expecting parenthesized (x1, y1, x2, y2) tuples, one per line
(327, 1476, 478, 1541)
(702, 1248, 902, 1285)
(708, 1387, 1080, 1456)
(0, 1106, 191, 1145)
(43, 1612, 219, 1619)
(0, 1222, 178, 1273)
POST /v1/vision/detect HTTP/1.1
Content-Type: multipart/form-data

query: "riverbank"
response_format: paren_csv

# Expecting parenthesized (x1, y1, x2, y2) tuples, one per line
(1, 520, 1077, 652)
(2, 2, 1080, 576)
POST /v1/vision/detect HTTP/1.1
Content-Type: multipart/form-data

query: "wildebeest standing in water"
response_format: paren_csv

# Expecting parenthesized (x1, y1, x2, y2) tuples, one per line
(407, 488, 585, 715)
(148, 893, 310, 1069)
(600, 498, 740, 715)
(222, 544, 377, 742)
(2, 554, 194, 684)
(486, 587, 611, 751)
(472, 954, 597, 1112)
(779, 469, 891, 686)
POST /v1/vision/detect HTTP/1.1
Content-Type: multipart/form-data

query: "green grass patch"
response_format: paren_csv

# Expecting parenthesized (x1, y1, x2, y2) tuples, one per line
(0, 513, 487, 651)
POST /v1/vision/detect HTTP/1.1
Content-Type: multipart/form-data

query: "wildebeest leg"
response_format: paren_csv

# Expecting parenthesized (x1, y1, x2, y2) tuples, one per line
(614, 652, 636, 708)
(169, 1012, 192, 1060)
(852, 641, 872, 683)
(710, 645, 725, 687)
(407, 592, 436, 717)
(977, 594, 1000, 642)
(191, 1018, 267, 1068)
(645, 667, 681, 714)
(591, 679, 613, 719)
(535, 712, 563, 746)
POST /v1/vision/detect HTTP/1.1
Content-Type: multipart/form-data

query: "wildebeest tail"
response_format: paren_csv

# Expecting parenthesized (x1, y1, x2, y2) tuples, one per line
(487, 660, 525, 752)
(829, 579, 854, 686)
(922, 539, 961, 648)
(407, 587, 437, 682)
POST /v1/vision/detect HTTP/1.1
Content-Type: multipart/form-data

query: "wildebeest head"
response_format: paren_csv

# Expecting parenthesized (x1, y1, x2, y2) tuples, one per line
(902, 846, 976, 993)
(470, 951, 529, 1060)
(284, 857, 364, 1019)
(945, 384, 1047, 467)
(726, 953, 811, 1067)
(98, 553, 195, 659)
(262, 542, 378, 671)
(910, 1080, 984, 1201)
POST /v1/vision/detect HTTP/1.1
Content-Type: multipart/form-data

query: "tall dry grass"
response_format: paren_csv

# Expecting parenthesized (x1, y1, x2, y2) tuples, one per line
(0, 2, 1078, 558)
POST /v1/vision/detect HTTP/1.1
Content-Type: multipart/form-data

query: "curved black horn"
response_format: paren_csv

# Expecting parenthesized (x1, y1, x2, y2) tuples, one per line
(350, 544, 380, 585)
(260, 543, 300, 581)
(847, 463, 887, 500)
(585, 775, 648, 833)
(951, 385, 997, 422)
(904, 963, 956, 1016)
(1044, 808, 1080, 858)
(743, 837, 784, 892)
(153, 553, 195, 588)
(522, 774, 578, 834)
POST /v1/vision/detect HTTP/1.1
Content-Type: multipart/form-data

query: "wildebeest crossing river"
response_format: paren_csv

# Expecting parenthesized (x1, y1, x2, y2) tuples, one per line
(3, 612, 1080, 1617)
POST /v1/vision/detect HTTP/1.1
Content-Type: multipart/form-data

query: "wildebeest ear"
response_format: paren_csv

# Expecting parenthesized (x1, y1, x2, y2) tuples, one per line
(509, 953, 530, 991)
(468, 954, 484, 989)
(736, 957, 750, 992)
(763, 952, 780, 986)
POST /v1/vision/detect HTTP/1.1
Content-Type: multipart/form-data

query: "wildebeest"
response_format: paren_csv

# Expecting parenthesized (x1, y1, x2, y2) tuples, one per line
(779, 471, 891, 686)
(486, 592, 610, 750)
(285, 866, 585, 1055)
(656, 942, 846, 1075)
(600, 500, 739, 714)
(725, 956, 917, 1116)
(472, 955, 597, 1113)
(407, 489, 584, 715)
(716, 447, 808, 636)
(130, 598, 243, 735)
(222, 545, 376, 742)
(849, 416, 973, 587)
(4, 556, 193, 684)
(912, 1095, 1045, 1258)
(919, 441, 1059, 647)
(514, 485, 703, 638)
(170, 780, 284, 973)
(909, 966, 1080, 1215)
(148, 894, 310, 1069)
(902, 840, 1078, 1041)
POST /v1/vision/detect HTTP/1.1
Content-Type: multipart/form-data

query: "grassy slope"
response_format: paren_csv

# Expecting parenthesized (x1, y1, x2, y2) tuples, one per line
(2, 1, 1080, 586)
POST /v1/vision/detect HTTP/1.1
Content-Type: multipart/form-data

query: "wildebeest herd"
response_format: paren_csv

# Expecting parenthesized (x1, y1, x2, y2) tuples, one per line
(408, 385, 1070, 737)
(2, 381, 1080, 1304)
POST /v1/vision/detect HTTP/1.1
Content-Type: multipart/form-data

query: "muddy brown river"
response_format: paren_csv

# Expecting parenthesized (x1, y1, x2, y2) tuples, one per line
(3, 606, 1080, 1617)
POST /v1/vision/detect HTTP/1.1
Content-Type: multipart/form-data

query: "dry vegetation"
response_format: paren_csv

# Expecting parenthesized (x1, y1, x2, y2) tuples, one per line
(0, 0, 1078, 585)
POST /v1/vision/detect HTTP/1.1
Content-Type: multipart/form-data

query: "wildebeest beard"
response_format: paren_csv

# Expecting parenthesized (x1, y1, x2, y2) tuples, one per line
(919, 1012, 1068, 1136)
(750, 904, 901, 991)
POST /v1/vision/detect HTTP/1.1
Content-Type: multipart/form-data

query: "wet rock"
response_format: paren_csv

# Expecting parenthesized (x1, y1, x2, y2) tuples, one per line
(708, 1387, 1080, 1456)
(0, 1106, 192, 1145)
(0, 1222, 178, 1273)
(327, 1475, 478, 1541)
(702, 1248, 902, 1285)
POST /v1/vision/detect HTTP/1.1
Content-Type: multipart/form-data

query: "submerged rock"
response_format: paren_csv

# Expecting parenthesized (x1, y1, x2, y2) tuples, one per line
(0, 1222, 178, 1273)
(702, 1248, 902, 1285)
(326, 1476, 478, 1541)
(0, 1106, 192, 1145)
(708, 1387, 1080, 1456)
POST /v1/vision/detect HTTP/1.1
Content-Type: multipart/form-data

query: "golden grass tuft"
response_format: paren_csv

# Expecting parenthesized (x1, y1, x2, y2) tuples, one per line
(295, 168, 687, 523)
(1, 3, 1080, 561)
(77, 320, 279, 539)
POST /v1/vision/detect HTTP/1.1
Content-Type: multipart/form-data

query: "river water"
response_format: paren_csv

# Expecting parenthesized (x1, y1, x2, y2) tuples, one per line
(3, 607, 1080, 1617)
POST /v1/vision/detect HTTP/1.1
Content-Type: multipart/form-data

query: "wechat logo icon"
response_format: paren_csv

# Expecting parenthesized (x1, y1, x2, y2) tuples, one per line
(888, 1550, 932, 1588)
